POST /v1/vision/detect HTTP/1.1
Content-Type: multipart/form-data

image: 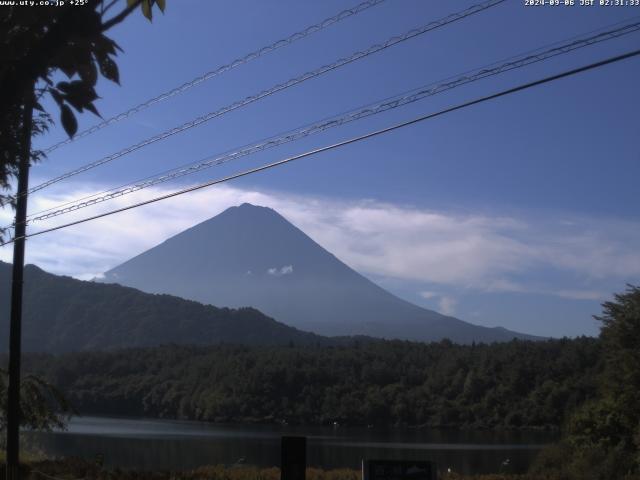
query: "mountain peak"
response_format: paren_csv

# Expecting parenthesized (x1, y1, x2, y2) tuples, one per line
(217, 202, 283, 222)
(238, 202, 262, 209)
(233, 202, 274, 213)
(236, 202, 265, 211)
(102, 204, 539, 343)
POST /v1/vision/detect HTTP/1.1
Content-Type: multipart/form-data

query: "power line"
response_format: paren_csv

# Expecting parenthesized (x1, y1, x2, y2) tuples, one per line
(40, 0, 388, 155)
(24, 0, 505, 198)
(4, 47, 638, 246)
(22, 19, 640, 225)
(26, 15, 640, 219)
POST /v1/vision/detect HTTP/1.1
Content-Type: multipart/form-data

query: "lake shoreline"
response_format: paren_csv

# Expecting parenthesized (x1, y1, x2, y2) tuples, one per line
(61, 413, 562, 433)
(22, 416, 555, 475)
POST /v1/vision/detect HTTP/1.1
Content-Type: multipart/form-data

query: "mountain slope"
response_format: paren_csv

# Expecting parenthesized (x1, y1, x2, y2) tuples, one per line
(102, 203, 538, 343)
(0, 262, 328, 353)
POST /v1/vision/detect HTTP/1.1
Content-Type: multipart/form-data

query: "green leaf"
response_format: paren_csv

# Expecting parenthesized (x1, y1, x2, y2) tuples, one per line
(60, 104, 78, 138)
(78, 61, 98, 86)
(63, 95, 84, 113)
(127, 0, 138, 6)
(112, 39, 124, 54)
(52, 42, 92, 79)
(98, 56, 120, 84)
(56, 81, 72, 93)
(56, 80, 98, 114)
(94, 35, 118, 56)
(141, 0, 152, 21)
(85, 102, 102, 118)
(59, 64, 76, 78)
(156, 0, 166, 12)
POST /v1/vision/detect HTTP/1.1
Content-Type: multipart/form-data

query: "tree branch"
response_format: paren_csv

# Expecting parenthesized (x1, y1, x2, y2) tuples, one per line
(101, 0, 142, 32)
(102, 0, 121, 17)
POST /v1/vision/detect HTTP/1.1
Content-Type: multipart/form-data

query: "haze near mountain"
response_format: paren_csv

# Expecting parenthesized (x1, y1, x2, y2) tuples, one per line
(102, 203, 538, 343)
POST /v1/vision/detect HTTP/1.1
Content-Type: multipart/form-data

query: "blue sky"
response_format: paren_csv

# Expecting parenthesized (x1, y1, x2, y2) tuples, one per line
(4, 0, 640, 338)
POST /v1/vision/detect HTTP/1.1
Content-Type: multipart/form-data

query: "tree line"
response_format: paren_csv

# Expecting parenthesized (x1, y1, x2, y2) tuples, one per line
(19, 336, 601, 430)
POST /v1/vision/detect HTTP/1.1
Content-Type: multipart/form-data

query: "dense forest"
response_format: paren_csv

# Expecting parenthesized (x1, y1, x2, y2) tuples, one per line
(20, 337, 601, 430)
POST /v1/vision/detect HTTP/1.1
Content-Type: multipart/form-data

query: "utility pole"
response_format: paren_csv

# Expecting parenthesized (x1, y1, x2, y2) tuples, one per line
(6, 82, 34, 480)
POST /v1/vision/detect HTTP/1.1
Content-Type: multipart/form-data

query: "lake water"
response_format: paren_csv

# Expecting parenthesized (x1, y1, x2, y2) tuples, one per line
(25, 416, 557, 475)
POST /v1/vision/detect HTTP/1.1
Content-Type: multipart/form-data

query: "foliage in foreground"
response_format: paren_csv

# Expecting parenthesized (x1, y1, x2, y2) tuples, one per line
(0, 368, 73, 438)
(4, 458, 639, 480)
(0, 0, 165, 241)
(529, 285, 640, 479)
(0, 460, 350, 480)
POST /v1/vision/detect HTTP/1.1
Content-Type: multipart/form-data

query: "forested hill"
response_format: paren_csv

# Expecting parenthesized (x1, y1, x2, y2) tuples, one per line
(22, 337, 601, 430)
(0, 262, 330, 352)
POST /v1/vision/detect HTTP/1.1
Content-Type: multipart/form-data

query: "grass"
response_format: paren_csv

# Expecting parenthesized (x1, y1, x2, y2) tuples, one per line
(0, 449, 47, 465)
(1, 456, 639, 480)
(0, 458, 573, 480)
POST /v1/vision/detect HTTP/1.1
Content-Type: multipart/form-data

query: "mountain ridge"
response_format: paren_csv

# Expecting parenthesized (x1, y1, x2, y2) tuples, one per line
(102, 203, 540, 343)
(0, 261, 334, 353)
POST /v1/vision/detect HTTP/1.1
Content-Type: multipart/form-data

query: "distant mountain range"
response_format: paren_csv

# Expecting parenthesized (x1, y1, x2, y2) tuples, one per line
(0, 262, 329, 353)
(101, 203, 538, 343)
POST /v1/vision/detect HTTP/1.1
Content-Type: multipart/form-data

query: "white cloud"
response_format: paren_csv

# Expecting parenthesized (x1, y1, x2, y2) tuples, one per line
(554, 289, 607, 301)
(438, 296, 457, 316)
(267, 265, 294, 276)
(1, 182, 638, 301)
(419, 291, 457, 315)
(419, 291, 438, 299)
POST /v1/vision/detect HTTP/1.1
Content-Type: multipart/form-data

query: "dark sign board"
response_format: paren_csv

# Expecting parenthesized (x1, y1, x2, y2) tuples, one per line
(281, 436, 307, 480)
(363, 460, 437, 480)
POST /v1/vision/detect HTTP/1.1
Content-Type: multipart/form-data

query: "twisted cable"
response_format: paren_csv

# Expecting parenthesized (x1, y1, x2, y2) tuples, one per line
(25, 19, 640, 224)
(41, 0, 388, 154)
(26, 0, 505, 197)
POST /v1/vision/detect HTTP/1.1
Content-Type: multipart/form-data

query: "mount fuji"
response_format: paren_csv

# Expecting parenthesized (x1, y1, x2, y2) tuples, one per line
(101, 203, 538, 343)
